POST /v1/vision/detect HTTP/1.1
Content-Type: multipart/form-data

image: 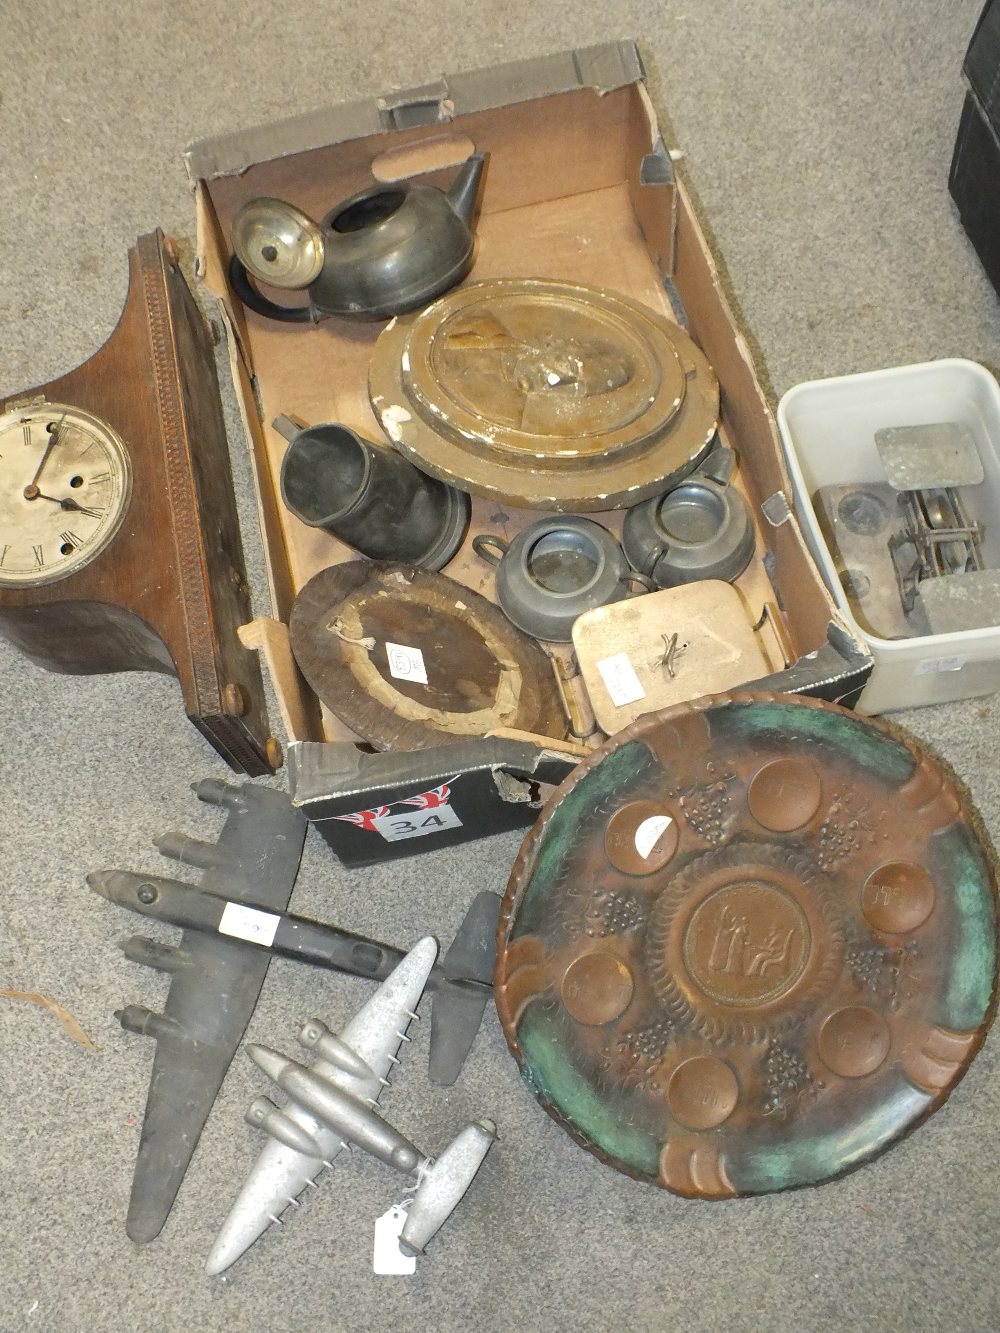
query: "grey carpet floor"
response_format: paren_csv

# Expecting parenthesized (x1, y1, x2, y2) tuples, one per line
(2, 2, 1000, 1330)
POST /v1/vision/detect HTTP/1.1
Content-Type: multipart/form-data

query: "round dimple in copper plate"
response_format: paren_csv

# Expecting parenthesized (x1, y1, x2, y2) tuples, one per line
(604, 801, 679, 875)
(861, 861, 936, 934)
(667, 1056, 740, 1130)
(560, 953, 635, 1026)
(747, 757, 823, 832)
(817, 1006, 892, 1078)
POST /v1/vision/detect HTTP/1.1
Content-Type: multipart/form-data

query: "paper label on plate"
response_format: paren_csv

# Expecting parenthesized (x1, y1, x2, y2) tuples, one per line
(634, 815, 673, 860)
(596, 652, 646, 707)
(914, 655, 967, 675)
(385, 642, 428, 684)
(373, 1205, 416, 1275)
(218, 901, 280, 947)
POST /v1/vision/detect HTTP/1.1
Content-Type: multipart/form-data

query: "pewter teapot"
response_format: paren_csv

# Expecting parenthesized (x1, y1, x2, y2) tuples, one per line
(228, 153, 486, 323)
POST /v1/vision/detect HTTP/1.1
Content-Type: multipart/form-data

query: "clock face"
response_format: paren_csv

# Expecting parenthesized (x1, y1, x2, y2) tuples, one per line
(0, 402, 132, 587)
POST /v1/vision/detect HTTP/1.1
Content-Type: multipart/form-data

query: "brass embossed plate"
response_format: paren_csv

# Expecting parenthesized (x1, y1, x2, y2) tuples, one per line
(495, 692, 998, 1196)
(288, 561, 566, 750)
(369, 280, 719, 511)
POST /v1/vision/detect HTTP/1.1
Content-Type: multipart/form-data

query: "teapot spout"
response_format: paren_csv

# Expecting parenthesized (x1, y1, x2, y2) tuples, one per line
(446, 152, 486, 227)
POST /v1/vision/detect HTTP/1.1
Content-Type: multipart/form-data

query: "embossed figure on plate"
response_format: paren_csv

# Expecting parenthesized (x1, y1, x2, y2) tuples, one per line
(685, 883, 810, 1006)
(369, 279, 720, 511)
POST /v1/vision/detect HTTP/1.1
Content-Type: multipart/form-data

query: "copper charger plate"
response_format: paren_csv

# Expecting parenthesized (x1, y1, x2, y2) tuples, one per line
(288, 561, 566, 750)
(495, 691, 998, 1196)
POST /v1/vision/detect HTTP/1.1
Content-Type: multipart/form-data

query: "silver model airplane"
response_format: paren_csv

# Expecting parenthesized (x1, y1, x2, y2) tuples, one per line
(207, 936, 496, 1275)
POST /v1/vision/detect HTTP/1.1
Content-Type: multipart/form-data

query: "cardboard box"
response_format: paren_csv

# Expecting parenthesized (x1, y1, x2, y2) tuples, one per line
(185, 40, 871, 865)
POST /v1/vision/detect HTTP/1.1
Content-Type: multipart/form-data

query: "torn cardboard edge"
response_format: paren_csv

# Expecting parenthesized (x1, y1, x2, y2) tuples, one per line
(287, 733, 580, 867)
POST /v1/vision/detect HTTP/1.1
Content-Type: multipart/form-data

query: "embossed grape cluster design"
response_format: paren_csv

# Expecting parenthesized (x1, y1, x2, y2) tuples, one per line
(597, 892, 646, 936)
(678, 773, 735, 846)
(614, 1020, 677, 1090)
(762, 1042, 822, 1117)
(817, 791, 886, 870)
(846, 938, 919, 1009)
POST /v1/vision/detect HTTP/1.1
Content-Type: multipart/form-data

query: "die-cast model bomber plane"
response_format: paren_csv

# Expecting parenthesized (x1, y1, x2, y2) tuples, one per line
(207, 936, 496, 1274)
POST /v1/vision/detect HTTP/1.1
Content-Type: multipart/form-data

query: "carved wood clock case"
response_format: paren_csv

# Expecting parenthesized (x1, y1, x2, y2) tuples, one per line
(0, 231, 275, 776)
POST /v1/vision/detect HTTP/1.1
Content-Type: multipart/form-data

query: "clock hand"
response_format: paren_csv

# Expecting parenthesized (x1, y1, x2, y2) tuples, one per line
(23, 490, 103, 518)
(22, 413, 67, 499)
(58, 495, 102, 518)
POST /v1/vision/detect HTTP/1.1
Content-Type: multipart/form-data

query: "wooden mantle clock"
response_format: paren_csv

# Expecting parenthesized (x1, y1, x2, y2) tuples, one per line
(0, 231, 276, 775)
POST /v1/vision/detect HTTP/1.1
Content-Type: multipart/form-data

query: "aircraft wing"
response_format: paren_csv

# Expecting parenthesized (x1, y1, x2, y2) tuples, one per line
(118, 927, 277, 1244)
(206, 937, 438, 1275)
(88, 779, 308, 1244)
(336, 935, 437, 1078)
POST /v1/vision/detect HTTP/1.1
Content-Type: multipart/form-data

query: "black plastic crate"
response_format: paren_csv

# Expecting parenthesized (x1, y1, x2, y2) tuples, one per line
(950, 91, 1000, 296)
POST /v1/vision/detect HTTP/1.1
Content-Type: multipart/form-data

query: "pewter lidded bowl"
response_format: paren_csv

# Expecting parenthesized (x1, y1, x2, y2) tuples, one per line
(473, 516, 650, 642)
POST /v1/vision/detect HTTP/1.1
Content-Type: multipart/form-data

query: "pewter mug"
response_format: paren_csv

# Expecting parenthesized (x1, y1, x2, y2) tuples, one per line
(277, 415, 469, 570)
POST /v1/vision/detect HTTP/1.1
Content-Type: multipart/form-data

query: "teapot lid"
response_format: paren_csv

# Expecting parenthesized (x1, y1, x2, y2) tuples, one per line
(232, 197, 325, 289)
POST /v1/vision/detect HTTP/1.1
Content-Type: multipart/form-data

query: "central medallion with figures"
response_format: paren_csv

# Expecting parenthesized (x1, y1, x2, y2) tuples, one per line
(683, 881, 811, 1007)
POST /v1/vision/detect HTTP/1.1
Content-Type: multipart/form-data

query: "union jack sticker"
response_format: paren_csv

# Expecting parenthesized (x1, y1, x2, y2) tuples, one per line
(399, 782, 451, 810)
(331, 779, 462, 842)
(331, 804, 393, 832)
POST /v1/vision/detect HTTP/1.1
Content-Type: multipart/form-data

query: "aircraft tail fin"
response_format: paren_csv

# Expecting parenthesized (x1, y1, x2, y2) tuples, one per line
(398, 1120, 496, 1257)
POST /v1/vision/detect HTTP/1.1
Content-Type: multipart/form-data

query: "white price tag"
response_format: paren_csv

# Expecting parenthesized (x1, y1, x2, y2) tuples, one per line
(218, 901, 280, 947)
(914, 655, 968, 675)
(385, 642, 428, 684)
(634, 815, 673, 860)
(373, 1205, 416, 1275)
(373, 804, 463, 842)
(595, 652, 646, 707)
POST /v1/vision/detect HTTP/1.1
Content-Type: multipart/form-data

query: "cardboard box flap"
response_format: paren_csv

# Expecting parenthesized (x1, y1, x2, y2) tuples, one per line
(287, 735, 578, 806)
(747, 621, 872, 706)
(184, 39, 645, 182)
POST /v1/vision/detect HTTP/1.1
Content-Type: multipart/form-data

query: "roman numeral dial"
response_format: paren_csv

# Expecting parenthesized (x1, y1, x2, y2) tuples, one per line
(0, 403, 132, 587)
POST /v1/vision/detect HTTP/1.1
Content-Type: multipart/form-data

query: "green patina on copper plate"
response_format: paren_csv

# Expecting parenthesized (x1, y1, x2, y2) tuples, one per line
(494, 691, 998, 1197)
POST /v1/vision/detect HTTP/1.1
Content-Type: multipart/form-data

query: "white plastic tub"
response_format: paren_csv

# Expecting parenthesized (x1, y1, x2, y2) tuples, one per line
(777, 358, 1000, 713)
